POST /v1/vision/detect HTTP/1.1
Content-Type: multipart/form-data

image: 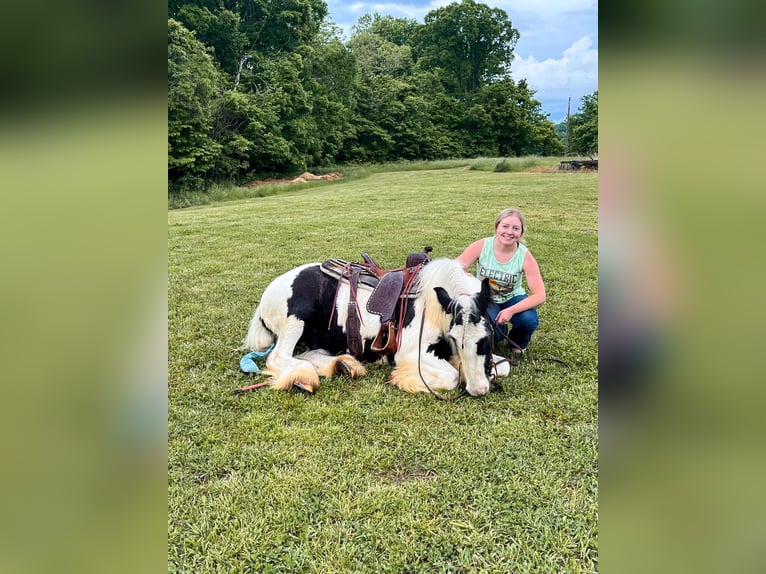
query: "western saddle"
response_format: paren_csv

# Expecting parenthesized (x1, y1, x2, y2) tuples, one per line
(320, 247, 433, 359)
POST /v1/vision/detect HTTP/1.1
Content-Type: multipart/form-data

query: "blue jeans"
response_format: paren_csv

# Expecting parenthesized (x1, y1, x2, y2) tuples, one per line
(488, 294, 539, 350)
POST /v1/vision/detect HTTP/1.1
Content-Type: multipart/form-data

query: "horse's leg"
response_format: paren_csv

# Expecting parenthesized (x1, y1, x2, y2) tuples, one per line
(388, 355, 460, 394)
(264, 317, 321, 393)
(298, 349, 367, 379)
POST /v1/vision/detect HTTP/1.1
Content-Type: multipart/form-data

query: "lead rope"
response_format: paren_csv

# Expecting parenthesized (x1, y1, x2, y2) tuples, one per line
(416, 302, 467, 402)
(489, 317, 571, 372)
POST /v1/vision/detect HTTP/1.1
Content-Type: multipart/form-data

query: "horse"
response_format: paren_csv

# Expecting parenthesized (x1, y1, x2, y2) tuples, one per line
(242, 257, 511, 396)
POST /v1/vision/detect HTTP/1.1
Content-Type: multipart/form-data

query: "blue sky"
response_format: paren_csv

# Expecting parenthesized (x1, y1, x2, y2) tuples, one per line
(325, 0, 598, 124)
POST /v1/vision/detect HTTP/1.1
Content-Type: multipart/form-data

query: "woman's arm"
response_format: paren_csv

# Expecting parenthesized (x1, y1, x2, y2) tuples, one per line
(456, 239, 485, 272)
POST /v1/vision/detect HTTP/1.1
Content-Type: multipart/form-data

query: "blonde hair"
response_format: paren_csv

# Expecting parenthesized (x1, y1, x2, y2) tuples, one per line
(494, 208, 526, 237)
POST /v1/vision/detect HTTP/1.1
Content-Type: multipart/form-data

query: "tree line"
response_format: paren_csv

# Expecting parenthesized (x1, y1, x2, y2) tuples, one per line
(168, 0, 597, 194)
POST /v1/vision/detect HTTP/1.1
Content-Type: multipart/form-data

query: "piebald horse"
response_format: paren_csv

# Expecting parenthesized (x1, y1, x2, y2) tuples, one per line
(242, 258, 510, 396)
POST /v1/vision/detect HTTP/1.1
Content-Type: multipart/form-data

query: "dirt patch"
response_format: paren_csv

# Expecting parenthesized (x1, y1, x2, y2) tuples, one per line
(522, 166, 560, 173)
(245, 171, 343, 187)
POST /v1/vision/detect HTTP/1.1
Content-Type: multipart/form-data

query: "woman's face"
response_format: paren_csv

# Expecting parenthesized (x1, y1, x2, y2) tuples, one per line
(495, 215, 523, 245)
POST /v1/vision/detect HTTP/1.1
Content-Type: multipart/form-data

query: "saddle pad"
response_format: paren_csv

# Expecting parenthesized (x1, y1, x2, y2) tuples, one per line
(366, 270, 404, 322)
(320, 259, 379, 289)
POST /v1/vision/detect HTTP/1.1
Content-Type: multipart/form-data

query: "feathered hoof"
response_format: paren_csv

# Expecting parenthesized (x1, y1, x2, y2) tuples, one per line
(270, 367, 320, 393)
(331, 355, 366, 379)
(292, 381, 315, 394)
(335, 359, 352, 379)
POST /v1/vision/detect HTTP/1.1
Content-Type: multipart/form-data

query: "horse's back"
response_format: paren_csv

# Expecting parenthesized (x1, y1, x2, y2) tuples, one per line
(244, 264, 323, 349)
(269, 263, 334, 317)
(261, 262, 322, 299)
(258, 262, 340, 329)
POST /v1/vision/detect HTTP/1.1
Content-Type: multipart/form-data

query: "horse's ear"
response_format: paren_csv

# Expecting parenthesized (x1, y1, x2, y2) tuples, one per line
(477, 279, 492, 314)
(434, 287, 453, 314)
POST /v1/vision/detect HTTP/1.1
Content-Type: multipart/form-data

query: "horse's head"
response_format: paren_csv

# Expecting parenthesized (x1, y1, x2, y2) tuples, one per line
(434, 279, 494, 396)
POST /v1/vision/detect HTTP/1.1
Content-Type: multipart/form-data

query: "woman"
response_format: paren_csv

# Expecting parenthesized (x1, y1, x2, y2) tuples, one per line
(456, 208, 546, 354)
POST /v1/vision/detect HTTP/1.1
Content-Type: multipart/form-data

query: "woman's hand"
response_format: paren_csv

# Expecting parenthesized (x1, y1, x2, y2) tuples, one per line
(496, 308, 514, 325)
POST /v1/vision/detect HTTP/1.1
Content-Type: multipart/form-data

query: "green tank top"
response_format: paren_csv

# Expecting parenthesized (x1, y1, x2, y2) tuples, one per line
(476, 238, 528, 303)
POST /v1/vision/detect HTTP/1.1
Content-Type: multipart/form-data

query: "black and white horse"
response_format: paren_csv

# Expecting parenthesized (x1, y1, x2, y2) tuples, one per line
(242, 258, 510, 396)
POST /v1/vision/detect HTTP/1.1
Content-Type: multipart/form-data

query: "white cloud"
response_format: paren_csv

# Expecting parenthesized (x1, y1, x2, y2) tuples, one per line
(511, 36, 597, 122)
(512, 36, 597, 92)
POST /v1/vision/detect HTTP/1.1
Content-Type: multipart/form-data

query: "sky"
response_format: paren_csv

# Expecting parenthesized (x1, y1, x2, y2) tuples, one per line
(325, 0, 598, 124)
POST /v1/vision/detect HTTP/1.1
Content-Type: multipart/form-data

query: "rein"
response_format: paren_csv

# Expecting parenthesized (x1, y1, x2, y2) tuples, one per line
(415, 304, 572, 401)
(416, 305, 467, 401)
(489, 317, 572, 371)
(415, 302, 510, 401)
(232, 380, 270, 394)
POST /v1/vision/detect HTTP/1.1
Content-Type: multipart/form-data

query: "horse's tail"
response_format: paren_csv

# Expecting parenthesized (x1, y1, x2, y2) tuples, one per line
(242, 304, 275, 351)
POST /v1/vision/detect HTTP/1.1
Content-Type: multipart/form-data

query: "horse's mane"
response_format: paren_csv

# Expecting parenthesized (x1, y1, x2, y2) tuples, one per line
(416, 258, 479, 297)
(415, 258, 480, 327)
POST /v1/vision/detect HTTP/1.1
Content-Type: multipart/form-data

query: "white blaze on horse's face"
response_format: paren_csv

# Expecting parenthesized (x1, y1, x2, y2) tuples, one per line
(435, 284, 493, 396)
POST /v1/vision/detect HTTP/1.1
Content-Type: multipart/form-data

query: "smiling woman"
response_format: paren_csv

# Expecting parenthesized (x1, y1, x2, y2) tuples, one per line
(456, 207, 546, 353)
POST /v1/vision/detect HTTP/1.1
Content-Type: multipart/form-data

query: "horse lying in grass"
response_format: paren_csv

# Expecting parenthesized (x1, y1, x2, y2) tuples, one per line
(242, 257, 510, 396)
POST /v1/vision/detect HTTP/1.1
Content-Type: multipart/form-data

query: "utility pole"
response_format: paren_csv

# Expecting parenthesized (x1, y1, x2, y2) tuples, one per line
(565, 96, 571, 155)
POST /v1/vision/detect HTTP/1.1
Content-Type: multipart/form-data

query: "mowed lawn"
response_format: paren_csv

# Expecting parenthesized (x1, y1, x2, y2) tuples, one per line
(168, 166, 598, 573)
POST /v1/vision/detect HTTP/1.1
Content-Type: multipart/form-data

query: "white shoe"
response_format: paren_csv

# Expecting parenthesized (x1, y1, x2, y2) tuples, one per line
(492, 354, 511, 377)
(510, 346, 525, 356)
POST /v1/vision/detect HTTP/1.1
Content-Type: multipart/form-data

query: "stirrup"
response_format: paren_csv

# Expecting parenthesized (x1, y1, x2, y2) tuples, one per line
(371, 322, 397, 355)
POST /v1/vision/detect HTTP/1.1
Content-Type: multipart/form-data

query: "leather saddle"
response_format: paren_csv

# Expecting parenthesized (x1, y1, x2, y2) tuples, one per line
(320, 247, 432, 357)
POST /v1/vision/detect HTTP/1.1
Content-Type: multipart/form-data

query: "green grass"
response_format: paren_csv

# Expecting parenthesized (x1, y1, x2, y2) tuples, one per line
(168, 166, 598, 573)
(168, 157, 574, 209)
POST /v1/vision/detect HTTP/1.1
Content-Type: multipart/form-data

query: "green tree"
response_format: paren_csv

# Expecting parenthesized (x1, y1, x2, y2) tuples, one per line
(171, 2, 357, 183)
(222, 0, 328, 55)
(450, 79, 562, 157)
(347, 29, 452, 162)
(418, 0, 519, 106)
(499, 80, 563, 156)
(210, 88, 294, 180)
(173, 5, 248, 76)
(346, 31, 413, 161)
(299, 34, 358, 164)
(168, 0, 570, 188)
(168, 18, 223, 192)
(569, 91, 598, 157)
(353, 13, 421, 47)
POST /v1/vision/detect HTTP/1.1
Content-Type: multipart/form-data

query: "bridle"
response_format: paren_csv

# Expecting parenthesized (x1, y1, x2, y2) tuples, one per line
(414, 301, 572, 401)
(415, 300, 505, 401)
(416, 305, 467, 401)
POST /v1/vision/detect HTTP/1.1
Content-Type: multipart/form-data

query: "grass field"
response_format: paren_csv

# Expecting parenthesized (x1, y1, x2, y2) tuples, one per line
(167, 156, 578, 209)
(168, 165, 598, 573)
